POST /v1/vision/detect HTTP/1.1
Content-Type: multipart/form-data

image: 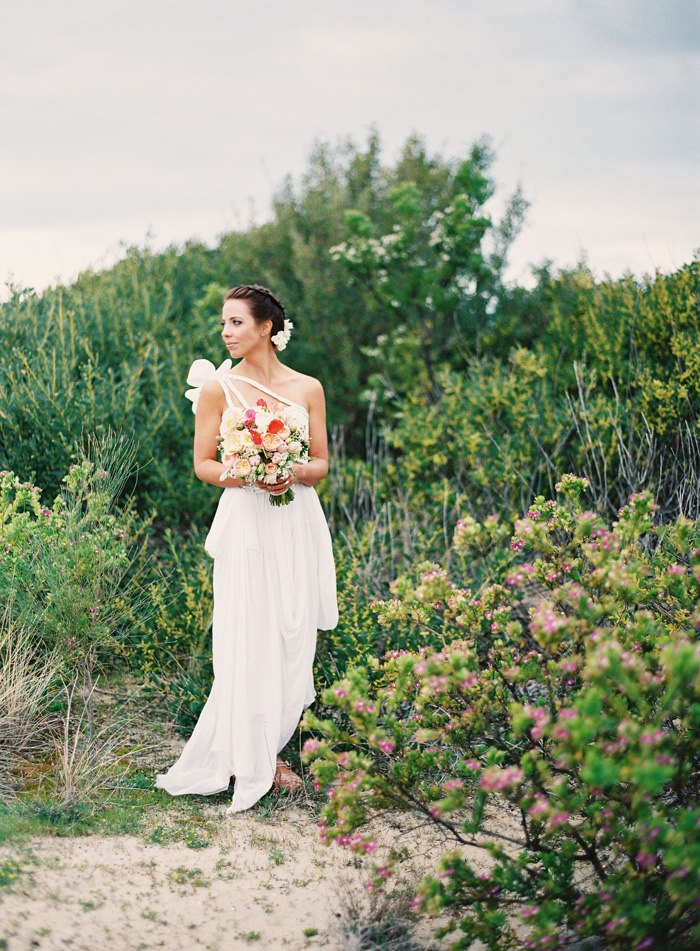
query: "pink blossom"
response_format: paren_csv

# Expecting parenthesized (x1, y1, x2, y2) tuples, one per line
(530, 603, 567, 637)
(635, 851, 657, 869)
(528, 796, 549, 817)
(527, 706, 550, 741)
(480, 766, 524, 791)
(640, 729, 664, 746)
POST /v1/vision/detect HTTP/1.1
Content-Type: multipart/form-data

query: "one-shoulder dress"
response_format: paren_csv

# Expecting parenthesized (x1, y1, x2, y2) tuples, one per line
(155, 370, 339, 813)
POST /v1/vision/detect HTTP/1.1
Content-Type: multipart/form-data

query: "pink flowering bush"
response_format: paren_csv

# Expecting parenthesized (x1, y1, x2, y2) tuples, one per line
(304, 476, 700, 949)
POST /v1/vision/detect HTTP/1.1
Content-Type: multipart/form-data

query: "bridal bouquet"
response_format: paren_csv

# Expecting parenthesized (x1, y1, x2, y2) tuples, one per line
(218, 398, 309, 506)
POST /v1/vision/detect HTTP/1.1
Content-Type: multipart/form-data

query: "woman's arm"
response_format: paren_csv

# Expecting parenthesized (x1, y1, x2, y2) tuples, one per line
(293, 378, 329, 487)
(193, 380, 244, 489)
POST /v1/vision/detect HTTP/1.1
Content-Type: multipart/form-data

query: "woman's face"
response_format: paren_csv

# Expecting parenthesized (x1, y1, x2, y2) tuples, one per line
(220, 299, 270, 357)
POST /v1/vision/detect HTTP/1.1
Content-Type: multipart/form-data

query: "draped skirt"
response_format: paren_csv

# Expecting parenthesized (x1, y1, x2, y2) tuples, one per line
(155, 484, 338, 812)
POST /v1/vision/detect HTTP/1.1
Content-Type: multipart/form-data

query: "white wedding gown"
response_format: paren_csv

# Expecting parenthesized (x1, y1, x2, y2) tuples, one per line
(155, 371, 338, 813)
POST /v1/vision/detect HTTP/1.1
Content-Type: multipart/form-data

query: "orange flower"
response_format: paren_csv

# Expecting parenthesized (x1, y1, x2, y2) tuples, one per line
(268, 418, 285, 434)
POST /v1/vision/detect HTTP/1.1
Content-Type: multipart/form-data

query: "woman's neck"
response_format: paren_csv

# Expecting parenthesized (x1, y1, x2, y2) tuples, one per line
(235, 350, 280, 385)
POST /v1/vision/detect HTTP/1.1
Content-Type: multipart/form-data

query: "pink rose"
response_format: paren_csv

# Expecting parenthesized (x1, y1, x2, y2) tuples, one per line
(263, 462, 278, 484)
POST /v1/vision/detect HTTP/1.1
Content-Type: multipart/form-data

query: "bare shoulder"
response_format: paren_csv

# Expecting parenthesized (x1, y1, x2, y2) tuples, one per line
(283, 368, 325, 400)
(198, 379, 226, 406)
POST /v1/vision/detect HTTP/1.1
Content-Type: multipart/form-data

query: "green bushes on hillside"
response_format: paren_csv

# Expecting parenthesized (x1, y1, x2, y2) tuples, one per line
(1, 132, 697, 538)
(0, 131, 527, 524)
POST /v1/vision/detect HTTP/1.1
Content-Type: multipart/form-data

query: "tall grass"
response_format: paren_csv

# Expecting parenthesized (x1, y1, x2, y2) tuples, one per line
(0, 609, 60, 799)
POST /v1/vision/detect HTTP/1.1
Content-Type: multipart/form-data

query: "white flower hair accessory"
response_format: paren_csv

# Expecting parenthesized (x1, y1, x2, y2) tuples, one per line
(271, 318, 293, 352)
(184, 358, 232, 413)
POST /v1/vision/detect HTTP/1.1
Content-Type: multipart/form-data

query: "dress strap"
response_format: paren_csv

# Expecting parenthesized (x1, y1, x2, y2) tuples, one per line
(217, 377, 248, 411)
(229, 374, 295, 408)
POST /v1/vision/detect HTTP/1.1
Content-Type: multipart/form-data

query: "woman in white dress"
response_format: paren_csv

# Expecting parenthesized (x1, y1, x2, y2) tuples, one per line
(155, 285, 338, 814)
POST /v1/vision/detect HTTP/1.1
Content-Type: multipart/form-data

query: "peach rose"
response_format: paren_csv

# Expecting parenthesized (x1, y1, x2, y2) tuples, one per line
(234, 458, 252, 479)
(263, 462, 278, 484)
(262, 432, 283, 453)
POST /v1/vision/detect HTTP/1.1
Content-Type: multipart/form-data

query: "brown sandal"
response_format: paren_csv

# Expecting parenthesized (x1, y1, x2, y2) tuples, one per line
(273, 757, 303, 790)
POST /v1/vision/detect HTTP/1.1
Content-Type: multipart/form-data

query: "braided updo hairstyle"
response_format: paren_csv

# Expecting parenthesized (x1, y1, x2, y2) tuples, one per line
(224, 285, 287, 347)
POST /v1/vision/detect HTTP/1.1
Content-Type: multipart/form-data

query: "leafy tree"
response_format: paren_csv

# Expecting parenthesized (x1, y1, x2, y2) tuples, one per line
(328, 136, 528, 402)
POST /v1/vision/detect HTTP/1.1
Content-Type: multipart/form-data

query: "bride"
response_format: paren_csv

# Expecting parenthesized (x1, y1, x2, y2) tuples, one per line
(155, 284, 338, 813)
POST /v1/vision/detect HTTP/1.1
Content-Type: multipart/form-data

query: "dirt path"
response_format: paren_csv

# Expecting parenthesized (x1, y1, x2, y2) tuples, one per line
(0, 686, 502, 950)
(0, 802, 461, 951)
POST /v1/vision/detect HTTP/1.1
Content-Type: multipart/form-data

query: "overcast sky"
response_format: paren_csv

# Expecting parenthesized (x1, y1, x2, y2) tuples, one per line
(1, 0, 698, 298)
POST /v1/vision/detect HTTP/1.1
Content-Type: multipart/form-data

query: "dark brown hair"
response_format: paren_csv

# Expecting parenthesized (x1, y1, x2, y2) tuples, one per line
(224, 285, 286, 345)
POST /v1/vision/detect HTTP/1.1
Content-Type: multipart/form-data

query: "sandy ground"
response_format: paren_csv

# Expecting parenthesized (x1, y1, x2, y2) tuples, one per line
(0, 688, 511, 950)
(0, 802, 468, 951)
(0, 795, 518, 951)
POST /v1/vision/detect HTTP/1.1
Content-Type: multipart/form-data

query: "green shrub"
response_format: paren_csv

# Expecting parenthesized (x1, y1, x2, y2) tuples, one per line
(304, 478, 700, 950)
(116, 527, 213, 678)
(0, 256, 220, 530)
(0, 433, 151, 706)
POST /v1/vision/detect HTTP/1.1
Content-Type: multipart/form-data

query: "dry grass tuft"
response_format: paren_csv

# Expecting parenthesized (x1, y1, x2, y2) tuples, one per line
(0, 607, 60, 798)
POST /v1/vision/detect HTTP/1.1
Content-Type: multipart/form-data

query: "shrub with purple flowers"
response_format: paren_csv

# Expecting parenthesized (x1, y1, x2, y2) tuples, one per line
(304, 477, 700, 949)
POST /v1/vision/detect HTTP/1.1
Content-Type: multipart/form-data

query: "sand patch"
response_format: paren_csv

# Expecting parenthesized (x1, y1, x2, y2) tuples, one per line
(0, 802, 473, 950)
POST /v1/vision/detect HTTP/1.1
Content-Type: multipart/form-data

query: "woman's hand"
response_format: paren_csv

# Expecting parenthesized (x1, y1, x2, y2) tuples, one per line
(255, 471, 297, 496)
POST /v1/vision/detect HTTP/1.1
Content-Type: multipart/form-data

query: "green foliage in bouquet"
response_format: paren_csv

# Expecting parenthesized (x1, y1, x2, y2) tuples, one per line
(303, 477, 700, 950)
